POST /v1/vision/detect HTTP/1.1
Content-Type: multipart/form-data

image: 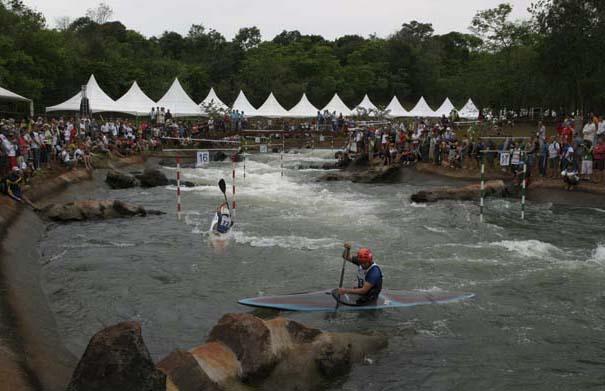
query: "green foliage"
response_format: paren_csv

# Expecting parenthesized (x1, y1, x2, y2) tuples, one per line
(0, 1, 602, 115)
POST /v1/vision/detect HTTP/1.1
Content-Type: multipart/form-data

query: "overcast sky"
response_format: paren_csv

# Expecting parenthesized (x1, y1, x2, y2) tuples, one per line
(25, 0, 533, 40)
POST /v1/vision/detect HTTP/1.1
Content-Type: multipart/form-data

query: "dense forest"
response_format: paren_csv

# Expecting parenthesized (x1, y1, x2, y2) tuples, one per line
(0, 0, 604, 115)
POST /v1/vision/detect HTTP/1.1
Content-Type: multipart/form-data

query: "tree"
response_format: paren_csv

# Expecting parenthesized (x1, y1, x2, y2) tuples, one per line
(85, 2, 113, 24)
(234, 27, 261, 50)
(392, 21, 434, 44)
(470, 3, 531, 51)
(54, 16, 71, 30)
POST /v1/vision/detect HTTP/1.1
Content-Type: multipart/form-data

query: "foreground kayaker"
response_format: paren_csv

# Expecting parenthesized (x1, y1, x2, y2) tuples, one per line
(337, 243, 383, 305)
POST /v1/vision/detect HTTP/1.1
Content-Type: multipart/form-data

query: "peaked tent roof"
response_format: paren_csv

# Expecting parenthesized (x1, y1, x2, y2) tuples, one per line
(408, 96, 437, 117)
(254, 92, 289, 118)
(385, 96, 409, 118)
(46, 74, 119, 113)
(434, 98, 456, 117)
(231, 90, 258, 116)
(288, 93, 319, 118)
(322, 93, 353, 117)
(458, 98, 480, 119)
(353, 94, 378, 116)
(0, 86, 30, 102)
(115, 81, 156, 116)
(156, 78, 201, 117)
(199, 87, 229, 114)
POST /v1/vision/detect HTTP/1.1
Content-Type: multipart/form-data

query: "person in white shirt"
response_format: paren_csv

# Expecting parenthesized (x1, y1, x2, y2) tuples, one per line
(583, 122, 597, 146)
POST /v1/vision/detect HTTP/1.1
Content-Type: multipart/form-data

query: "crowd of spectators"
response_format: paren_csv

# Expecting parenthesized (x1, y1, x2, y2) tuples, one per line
(345, 114, 605, 186)
(1, 109, 605, 209)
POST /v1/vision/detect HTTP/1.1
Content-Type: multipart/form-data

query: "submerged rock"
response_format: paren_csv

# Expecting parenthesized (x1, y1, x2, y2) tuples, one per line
(41, 200, 164, 221)
(136, 168, 169, 188)
(66, 321, 165, 391)
(411, 180, 506, 203)
(318, 165, 401, 183)
(105, 170, 137, 189)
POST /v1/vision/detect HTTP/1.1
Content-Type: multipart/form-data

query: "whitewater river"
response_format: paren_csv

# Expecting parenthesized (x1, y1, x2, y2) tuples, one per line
(39, 150, 605, 390)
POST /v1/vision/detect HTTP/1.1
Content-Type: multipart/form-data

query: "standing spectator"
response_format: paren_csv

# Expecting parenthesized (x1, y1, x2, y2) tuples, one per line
(593, 137, 605, 183)
(547, 137, 561, 178)
(581, 141, 593, 181)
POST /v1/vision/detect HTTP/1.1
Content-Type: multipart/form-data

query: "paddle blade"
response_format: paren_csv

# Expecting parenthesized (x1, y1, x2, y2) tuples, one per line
(218, 179, 226, 194)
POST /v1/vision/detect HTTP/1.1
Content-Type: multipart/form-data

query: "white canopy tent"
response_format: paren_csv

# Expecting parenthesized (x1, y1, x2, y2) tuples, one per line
(115, 81, 156, 116)
(231, 90, 258, 117)
(385, 96, 409, 118)
(458, 99, 480, 120)
(0, 85, 33, 117)
(199, 87, 229, 114)
(434, 98, 456, 118)
(46, 74, 118, 113)
(353, 94, 378, 116)
(408, 97, 437, 117)
(288, 93, 319, 118)
(254, 92, 289, 118)
(156, 78, 201, 117)
(0, 86, 30, 102)
(322, 93, 353, 117)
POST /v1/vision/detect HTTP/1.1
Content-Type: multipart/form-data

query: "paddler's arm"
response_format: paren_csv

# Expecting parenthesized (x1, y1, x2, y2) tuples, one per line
(338, 282, 373, 296)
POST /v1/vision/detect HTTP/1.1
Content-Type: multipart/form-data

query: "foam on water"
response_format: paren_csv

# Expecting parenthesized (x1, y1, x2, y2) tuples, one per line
(172, 158, 381, 219)
(491, 240, 561, 259)
(588, 244, 605, 265)
(232, 231, 341, 250)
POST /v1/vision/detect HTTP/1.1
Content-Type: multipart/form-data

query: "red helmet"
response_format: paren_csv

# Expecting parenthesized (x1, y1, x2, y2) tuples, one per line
(357, 248, 373, 263)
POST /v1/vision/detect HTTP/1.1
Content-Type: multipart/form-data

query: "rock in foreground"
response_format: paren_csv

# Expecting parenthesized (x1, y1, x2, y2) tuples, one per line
(66, 321, 165, 391)
(41, 200, 164, 222)
(71, 313, 387, 391)
(411, 180, 506, 203)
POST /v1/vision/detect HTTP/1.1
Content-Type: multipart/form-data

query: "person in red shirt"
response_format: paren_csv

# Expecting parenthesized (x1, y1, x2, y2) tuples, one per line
(593, 137, 605, 184)
(560, 125, 573, 144)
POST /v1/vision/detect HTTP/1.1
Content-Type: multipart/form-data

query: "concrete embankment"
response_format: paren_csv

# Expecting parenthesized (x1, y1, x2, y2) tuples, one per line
(0, 154, 144, 391)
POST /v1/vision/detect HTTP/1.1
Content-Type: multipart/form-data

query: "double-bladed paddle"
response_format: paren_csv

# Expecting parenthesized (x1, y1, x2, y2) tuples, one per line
(218, 178, 233, 218)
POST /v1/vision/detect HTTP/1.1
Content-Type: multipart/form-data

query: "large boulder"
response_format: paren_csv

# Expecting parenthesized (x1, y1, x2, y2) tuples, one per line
(41, 200, 163, 222)
(105, 170, 137, 189)
(136, 168, 169, 188)
(206, 313, 276, 380)
(411, 180, 506, 203)
(66, 321, 165, 391)
(157, 349, 223, 391)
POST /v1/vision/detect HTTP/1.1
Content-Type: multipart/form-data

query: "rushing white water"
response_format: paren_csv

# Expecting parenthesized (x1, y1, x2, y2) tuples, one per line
(38, 149, 605, 391)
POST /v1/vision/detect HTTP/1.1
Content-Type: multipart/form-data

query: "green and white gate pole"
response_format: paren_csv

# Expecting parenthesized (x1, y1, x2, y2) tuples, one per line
(281, 132, 285, 178)
(480, 153, 485, 223)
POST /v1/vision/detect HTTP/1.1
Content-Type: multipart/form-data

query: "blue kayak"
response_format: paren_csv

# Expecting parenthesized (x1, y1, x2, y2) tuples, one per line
(238, 289, 475, 312)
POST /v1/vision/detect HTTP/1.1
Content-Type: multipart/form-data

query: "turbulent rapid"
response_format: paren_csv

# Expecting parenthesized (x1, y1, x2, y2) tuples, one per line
(39, 149, 605, 390)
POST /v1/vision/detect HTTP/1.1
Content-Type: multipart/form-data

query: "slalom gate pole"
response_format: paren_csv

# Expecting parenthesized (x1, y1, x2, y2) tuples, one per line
(331, 132, 334, 152)
(281, 132, 285, 178)
(243, 136, 247, 180)
(232, 159, 237, 219)
(176, 156, 181, 219)
(521, 159, 527, 221)
(480, 154, 485, 223)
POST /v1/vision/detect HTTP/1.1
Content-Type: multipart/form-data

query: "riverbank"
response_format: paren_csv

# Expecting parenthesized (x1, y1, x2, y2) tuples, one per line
(0, 153, 144, 391)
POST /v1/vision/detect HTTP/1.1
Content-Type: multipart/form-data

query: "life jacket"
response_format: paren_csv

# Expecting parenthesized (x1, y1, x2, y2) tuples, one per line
(356, 263, 383, 303)
(216, 213, 232, 234)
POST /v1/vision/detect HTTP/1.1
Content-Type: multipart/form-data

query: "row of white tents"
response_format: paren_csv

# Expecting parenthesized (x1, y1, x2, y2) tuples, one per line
(46, 75, 480, 119)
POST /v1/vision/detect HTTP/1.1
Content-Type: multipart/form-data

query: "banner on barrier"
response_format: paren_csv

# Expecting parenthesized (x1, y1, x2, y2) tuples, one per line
(260, 144, 268, 153)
